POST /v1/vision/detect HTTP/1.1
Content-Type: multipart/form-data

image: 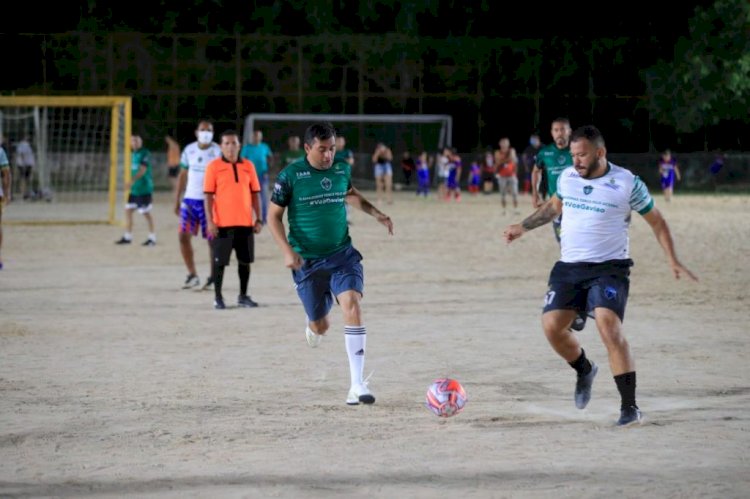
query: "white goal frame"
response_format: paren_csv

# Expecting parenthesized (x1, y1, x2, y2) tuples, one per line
(243, 113, 453, 150)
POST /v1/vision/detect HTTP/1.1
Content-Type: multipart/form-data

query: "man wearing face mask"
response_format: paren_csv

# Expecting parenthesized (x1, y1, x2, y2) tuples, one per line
(174, 120, 222, 290)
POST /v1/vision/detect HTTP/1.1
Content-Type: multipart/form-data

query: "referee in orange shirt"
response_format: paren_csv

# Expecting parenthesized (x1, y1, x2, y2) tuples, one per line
(203, 130, 263, 309)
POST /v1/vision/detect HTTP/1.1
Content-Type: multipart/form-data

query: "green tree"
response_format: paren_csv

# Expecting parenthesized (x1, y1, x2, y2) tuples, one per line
(641, 0, 750, 143)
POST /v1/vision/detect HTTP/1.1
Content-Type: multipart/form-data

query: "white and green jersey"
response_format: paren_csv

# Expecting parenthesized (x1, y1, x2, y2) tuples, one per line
(180, 141, 221, 200)
(535, 144, 572, 197)
(271, 157, 352, 259)
(556, 162, 653, 263)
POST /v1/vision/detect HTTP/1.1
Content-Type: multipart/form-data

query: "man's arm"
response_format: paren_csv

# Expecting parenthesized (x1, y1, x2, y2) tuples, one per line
(642, 208, 698, 281)
(531, 166, 543, 207)
(345, 186, 393, 235)
(251, 191, 262, 233)
(204, 193, 218, 237)
(173, 168, 187, 215)
(503, 195, 561, 243)
(266, 202, 303, 269)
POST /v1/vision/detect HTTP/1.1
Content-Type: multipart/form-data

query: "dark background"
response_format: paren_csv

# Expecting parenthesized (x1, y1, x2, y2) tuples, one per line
(2, 0, 748, 156)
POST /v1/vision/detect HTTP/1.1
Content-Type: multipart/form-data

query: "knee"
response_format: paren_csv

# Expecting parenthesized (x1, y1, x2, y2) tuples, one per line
(311, 317, 330, 334)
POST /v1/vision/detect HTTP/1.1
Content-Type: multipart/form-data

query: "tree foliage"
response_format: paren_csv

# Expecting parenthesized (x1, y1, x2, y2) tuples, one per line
(642, 0, 750, 135)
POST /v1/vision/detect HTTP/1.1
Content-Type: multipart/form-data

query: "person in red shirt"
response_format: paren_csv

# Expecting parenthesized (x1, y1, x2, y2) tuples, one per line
(494, 137, 520, 215)
(203, 130, 263, 310)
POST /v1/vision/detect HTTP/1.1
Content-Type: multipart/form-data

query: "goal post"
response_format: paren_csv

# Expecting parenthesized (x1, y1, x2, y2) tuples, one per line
(0, 95, 132, 225)
(243, 113, 453, 189)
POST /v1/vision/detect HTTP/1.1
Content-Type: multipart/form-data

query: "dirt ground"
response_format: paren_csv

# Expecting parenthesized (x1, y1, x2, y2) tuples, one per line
(1, 190, 748, 498)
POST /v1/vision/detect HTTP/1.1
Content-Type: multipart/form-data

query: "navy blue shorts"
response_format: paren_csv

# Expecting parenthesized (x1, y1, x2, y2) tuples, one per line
(292, 245, 364, 321)
(543, 259, 633, 321)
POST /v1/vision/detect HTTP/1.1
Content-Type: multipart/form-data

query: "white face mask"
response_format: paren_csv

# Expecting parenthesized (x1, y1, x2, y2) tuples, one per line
(197, 130, 213, 144)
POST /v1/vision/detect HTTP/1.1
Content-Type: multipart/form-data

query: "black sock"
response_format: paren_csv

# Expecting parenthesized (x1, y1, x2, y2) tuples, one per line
(569, 348, 592, 376)
(214, 265, 225, 299)
(238, 263, 250, 295)
(614, 371, 637, 410)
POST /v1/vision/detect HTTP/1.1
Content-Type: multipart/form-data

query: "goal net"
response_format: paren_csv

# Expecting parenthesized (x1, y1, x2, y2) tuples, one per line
(243, 113, 453, 189)
(0, 96, 131, 225)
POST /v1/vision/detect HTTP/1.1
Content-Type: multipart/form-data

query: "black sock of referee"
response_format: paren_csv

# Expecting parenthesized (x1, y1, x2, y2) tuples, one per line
(569, 348, 592, 376)
(214, 264, 225, 299)
(614, 371, 637, 410)
(238, 263, 250, 296)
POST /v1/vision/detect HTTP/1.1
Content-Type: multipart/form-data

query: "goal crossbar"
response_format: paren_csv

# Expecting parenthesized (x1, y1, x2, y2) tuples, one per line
(244, 113, 453, 150)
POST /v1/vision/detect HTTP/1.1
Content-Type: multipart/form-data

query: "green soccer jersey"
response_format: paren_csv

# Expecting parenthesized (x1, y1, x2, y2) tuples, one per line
(271, 157, 352, 259)
(130, 147, 154, 196)
(535, 144, 572, 197)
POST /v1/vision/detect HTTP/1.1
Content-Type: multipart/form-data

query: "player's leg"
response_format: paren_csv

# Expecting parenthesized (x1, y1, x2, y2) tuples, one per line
(178, 202, 198, 284)
(235, 227, 258, 307)
(211, 227, 234, 309)
(384, 167, 393, 204)
(330, 245, 373, 405)
(543, 263, 598, 410)
(292, 257, 334, 347)
(116, 198, 136, 244)
(511, 176, 519, 212)
(137, 195, 156, 246)
(588, 269, 641, 425)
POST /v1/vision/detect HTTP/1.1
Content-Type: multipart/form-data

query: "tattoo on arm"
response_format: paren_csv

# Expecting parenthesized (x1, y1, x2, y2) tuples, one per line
(521, 203, 557, 231)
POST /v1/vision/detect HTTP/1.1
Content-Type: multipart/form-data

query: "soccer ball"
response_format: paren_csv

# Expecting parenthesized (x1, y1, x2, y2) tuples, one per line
(425, 378, 467, 417)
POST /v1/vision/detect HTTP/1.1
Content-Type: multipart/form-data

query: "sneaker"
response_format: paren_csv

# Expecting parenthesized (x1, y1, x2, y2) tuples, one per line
(182, 274, 200, 289)
(115, 237, 131, 245)
(571, 312, 587, 331)
(201, 277, 214, 291)
(142, 239, 156, 246)
(305, 325, 322, 348)
(575, 362, 598, 409)
(213, 296, 226, 310)
(617, 405, 643, 426)
(346, 380, 375, 405)
(237, 294, 258, 308)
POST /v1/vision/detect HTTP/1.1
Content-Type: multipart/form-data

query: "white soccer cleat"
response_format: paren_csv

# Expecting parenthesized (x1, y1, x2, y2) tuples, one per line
(305, 325, 322, 348)
(346, 373, 375, 405)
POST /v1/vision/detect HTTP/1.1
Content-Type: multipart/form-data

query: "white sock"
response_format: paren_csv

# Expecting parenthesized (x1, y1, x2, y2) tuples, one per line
(148, 233, 156, 242)
(123, 232, 132, 241)
(345, 325, 366, 387)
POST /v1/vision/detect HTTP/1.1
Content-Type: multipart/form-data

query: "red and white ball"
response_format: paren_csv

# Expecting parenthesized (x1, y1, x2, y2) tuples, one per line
(425, 378, 467, 417)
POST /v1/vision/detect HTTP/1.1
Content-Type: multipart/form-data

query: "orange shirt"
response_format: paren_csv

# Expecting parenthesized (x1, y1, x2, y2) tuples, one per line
(166, 137, 181, 166)
(203, 156, 261, 227)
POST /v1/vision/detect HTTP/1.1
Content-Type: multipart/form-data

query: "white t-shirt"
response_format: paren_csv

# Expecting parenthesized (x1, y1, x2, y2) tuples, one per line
(180, 141, 221, 200)
(556, 162, 653, 263)
(15, 140, 35, 167)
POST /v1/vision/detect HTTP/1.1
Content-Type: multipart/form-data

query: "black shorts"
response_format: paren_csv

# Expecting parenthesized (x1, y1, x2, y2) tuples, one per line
(212, 226, 254, 266)
(543, 259, 633, 321)
(167, 166, 180, 178)
(17, 165, 32, 180)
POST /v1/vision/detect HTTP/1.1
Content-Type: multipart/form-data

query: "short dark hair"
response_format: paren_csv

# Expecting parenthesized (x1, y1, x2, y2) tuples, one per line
(552, 117, 570, 127)
(570, 125, 605, 148)
(220, 129, 240, 141)
(304, 122, 336, 146)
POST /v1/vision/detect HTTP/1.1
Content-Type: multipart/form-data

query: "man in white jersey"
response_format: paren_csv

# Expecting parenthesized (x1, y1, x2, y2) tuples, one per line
(503, 125, 697, 426)
(173, 120, 222, 289)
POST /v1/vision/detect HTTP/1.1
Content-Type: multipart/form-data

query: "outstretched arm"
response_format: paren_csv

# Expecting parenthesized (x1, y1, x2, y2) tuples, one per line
(503, 195, 561, 244)
(345, 186, 393, 235)
(642, 208, 698, 281)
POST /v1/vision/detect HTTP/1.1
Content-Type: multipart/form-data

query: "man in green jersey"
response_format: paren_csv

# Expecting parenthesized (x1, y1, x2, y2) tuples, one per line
(531, 117, 573, 243)
(116, 133, 157, 246)
(267, 122, 394, 406)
